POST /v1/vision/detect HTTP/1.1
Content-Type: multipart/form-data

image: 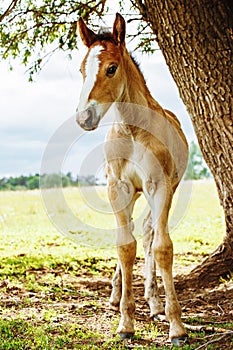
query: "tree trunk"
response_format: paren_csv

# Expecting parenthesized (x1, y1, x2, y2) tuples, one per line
(135, 0, 233, 287)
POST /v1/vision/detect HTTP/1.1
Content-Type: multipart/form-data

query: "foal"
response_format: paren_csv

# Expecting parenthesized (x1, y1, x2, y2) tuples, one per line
(76, 13, 188, 344)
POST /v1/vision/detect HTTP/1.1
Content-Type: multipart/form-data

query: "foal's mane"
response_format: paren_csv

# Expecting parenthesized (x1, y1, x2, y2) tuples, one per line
(95, 30, 145, 80)
(95, 31, 117, 45)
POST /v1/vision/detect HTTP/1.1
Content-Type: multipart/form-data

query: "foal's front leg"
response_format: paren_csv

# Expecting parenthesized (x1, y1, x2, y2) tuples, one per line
(108, 178, 137, 338)
(116, 240, 136, 337)
(145, 179, 187, 343)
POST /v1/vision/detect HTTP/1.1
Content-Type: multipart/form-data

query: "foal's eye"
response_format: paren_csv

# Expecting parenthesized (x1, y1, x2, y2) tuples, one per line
(106, 65, 118, 77)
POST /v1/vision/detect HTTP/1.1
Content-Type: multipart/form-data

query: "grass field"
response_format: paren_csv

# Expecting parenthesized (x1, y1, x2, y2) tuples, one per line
(0, 180, 232, 349)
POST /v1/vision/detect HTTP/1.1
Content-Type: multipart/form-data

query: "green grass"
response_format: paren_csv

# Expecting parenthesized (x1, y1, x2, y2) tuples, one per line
(0, 180, 225, 258)
(0, 318, 104, 349)
(0, 318, 232, 349)
(0, 180, 231, 349)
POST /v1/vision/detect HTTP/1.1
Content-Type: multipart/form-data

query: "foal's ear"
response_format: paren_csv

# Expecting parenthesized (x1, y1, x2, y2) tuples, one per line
(113, 13, 126, 45)
(78, 17, 97, 47)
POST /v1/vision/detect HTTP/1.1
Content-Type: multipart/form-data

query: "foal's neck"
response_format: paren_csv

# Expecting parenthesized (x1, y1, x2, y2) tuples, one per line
(122, 52, 149, 106)
(122, 50, 163, 115)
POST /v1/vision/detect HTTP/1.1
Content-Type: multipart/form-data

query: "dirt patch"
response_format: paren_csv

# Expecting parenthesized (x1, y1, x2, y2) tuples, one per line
(0, 257, 232, 349)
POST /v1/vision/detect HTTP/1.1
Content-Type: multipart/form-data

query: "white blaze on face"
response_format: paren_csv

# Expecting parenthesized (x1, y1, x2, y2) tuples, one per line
(78, 45, 103, 112)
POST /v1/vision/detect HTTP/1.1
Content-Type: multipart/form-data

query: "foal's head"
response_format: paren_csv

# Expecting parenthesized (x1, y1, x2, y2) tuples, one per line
(76, 13, 127, 131)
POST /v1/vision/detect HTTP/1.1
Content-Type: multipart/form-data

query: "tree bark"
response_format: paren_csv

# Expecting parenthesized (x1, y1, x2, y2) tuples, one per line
(135, 0, 233, 287)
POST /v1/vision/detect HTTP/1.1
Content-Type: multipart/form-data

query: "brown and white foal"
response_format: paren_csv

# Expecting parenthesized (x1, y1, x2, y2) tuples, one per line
(76, 13, 188, 345)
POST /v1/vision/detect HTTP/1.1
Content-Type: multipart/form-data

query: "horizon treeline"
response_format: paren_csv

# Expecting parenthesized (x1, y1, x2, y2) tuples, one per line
(0, 173, 99, 190)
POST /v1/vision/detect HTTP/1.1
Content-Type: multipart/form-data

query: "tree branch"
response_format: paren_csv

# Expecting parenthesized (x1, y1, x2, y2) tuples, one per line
(0, 0, 19, 22)
(195, 332, 233, 350)
(127, 16, 144, 23)
(130, 0, 148, 21)
(156, 314, 233, 335)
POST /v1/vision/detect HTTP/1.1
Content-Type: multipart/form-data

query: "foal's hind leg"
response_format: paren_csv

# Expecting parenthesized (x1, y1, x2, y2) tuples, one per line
(145, 178, 187, 342)
(143, 212, 164, 318)
(109, 261, 122, 310)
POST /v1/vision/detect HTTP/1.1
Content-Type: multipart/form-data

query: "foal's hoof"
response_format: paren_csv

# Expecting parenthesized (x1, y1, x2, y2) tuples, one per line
(152, 314, 166, 322)
(171, 336, 188, 346)
(153, 315, 160, 321)
(119, 332, 134, 340)
(108, 302, 120, 311)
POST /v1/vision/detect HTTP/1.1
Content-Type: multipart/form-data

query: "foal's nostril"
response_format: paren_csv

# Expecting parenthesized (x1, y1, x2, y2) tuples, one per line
(87, 108, 93, 118)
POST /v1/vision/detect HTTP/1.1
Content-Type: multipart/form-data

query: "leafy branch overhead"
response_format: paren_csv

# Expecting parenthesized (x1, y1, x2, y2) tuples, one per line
(0, 0, 156, 79)
(0, 0, 108, 78)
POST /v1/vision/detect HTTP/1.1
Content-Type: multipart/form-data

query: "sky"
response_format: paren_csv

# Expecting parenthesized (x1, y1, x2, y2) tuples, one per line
(0, 13, 196, 178)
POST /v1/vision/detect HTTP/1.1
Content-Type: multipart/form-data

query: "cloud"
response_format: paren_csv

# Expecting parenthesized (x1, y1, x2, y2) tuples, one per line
(0, 53, 84, 176)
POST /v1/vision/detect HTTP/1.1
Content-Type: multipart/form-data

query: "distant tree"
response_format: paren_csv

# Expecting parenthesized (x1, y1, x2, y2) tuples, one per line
(62, 174, 71, 187)
(40, 173, 71, 188)
(76, 174, 97, 186)
(26, 175, 40, 189)
(0, 177, 8, 190)
(66, 172, 73, 182)
(185, 142, 211, 180)
(7, 175, 28, 189)
(40, 174, 60, 188)
(85, 175, 96, 186)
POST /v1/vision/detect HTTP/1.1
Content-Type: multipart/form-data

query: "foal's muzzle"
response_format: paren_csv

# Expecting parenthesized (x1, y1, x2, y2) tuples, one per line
(76, 107, 100, 131)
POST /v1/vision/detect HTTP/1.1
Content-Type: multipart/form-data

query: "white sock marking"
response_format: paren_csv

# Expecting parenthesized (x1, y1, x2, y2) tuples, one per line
(78, 45, 103, 112)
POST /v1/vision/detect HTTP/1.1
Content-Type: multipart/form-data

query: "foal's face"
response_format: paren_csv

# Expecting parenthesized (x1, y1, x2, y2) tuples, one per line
(77, 41, 124, 131)
(76, 13, 126, 131)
